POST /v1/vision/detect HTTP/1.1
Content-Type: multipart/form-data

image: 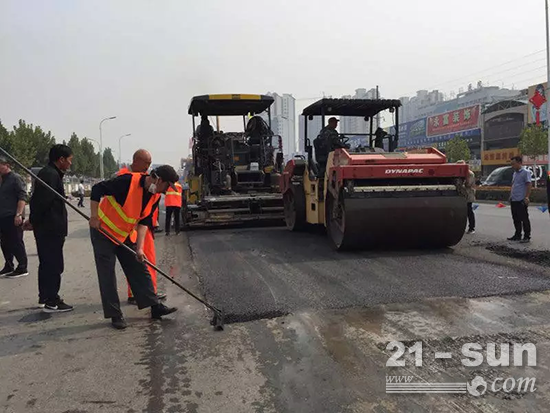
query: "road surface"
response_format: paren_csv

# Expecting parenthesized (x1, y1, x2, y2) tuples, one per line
(1, 201, 550, 412)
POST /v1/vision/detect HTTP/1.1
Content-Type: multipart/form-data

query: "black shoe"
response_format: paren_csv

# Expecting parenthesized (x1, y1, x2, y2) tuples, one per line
(507, 236, 521, 241)
(151, 303, 178, 319)
(43, 300, 74, 313)
(0, 267, 14, 277)
(5, 269, 29, 279)
(520, 237, 531, 244)
(166, 232, 170, 236)
(127, 296, 137, 305)
(157, 292, 167, 300)
(111, 316, 128, 329)
(38, 298, 46, 308)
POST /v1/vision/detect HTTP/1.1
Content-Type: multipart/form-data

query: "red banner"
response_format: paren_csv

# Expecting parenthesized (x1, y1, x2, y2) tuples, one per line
(427, 105, 480, 137)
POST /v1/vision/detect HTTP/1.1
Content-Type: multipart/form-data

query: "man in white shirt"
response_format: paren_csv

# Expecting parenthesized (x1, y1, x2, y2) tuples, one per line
(77, 180, 85, 208)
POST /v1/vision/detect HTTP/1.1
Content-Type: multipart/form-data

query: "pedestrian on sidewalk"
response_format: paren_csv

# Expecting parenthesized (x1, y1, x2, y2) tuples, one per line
(0, 156, 29, 278)
(77, 180, 85, 207)
(89, 165, 179, 330)
(508, 156, 532, 243)
(28, 144, 74, 312)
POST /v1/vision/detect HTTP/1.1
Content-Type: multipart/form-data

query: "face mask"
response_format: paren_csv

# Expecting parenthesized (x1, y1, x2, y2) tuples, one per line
(148, 178, 159, 194)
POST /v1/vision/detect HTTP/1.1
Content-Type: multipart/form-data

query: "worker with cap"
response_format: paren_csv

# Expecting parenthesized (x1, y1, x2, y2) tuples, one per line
(114, 149, 166, 304)
(89, 165, 179, 330)
(314, 117, 349, 175)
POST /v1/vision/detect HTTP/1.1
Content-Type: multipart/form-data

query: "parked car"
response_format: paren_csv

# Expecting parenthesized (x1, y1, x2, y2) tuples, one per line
(481, 165, 547, 187)
(481, 166, 514, 186)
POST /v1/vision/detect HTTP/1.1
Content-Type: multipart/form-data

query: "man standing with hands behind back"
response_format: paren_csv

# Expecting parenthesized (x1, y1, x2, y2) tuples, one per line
(508, 156, 532, 243)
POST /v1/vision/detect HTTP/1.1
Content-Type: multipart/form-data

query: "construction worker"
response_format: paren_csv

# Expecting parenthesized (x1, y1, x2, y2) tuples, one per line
(165, 181, 183, 235)
(89, 165, 179, 330)
(115, 149, 165, 304)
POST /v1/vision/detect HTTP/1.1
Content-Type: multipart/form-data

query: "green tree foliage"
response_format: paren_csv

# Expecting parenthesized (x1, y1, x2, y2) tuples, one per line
(103, 147, 118, 177)
(0, 119, 116, 179)
(445, 136, 471, 163)
(518, 125, 547, 158)
(518, 125, 548, 187)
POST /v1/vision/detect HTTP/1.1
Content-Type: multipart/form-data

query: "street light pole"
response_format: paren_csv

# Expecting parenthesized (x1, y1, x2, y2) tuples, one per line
(546, 0, 550, 175)
(99, 116, 116, 179)
(118, 133, 131, 168)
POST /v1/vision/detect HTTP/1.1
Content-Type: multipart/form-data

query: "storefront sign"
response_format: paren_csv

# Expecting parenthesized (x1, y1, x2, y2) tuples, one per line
(427, 105, 481, 137)
(482, 148, 520, 166)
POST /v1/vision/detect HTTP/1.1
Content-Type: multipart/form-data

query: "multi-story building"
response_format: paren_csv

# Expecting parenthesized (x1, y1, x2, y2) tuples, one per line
(261, 92, 296, 162)
(400, 83, 520, 124)
(340, 88, 378, 137)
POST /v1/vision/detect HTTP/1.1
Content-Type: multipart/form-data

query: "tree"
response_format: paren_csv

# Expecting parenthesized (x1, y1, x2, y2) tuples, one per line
(67, 133, 83, 176)
(80, 138, 99, 177)
(445, 136, 471, 163)
(10, 120, 56, 168)
(518, 125, 548, 187)
(103, 148, 118, 177)
(0, 120, 13, 154)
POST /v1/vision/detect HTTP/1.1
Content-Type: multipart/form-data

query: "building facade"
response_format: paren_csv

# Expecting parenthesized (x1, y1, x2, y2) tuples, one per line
(339, 88, 378, 136)
(261, 92, 296, 162)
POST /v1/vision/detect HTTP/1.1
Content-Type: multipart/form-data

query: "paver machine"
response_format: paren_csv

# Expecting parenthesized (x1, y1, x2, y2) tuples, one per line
(183, 94, 285, 227)
(281, 98, 470, 250)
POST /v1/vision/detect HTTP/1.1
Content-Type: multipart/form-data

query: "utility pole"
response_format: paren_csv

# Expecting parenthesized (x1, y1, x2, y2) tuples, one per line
(99, 116, 116, 179)
(375, 85, 380, 130)
(546, 0, 550, 175)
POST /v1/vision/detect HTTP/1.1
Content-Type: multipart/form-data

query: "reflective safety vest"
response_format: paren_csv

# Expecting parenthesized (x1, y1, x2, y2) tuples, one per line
(165, 182, 183, 207)
(98, 173, 160, 244)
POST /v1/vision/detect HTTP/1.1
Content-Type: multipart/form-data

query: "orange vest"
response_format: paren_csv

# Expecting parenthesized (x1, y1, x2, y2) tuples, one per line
(165, 182, 183, 207)
(98, 173, 160, 244)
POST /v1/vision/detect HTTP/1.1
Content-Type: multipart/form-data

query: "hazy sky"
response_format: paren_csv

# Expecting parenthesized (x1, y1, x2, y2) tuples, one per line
(1, 0, 547, 166)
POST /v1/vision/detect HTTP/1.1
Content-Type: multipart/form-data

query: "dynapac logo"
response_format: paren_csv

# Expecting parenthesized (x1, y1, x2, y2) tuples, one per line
(385, 168, 424, 174)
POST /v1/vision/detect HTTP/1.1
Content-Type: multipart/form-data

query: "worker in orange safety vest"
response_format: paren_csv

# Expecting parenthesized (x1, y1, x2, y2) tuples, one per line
(164, 182, 183, 235)
(89, 165, 180, 329)
(115, 149, 165, 303)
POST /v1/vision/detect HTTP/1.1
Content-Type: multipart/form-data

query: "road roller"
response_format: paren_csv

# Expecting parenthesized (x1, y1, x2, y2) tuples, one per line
(281, 98, 470, 250)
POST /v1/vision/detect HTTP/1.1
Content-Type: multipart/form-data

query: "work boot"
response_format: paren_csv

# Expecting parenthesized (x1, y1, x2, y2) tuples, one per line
(151, 303, 178, 320)
(111, 316, 128, 330)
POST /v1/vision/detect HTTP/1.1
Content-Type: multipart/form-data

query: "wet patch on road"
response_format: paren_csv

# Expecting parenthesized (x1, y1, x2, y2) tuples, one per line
(487, 244, 550, 267)
(18, 312, 52, 323)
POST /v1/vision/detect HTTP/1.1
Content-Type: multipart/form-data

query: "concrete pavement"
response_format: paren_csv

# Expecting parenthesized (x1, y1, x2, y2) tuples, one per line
(2, 201, 550, 412)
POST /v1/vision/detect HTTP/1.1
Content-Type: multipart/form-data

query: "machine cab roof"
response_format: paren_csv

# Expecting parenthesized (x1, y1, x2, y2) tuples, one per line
(302, 98, 401, 118)
(188, 94, 275, 116)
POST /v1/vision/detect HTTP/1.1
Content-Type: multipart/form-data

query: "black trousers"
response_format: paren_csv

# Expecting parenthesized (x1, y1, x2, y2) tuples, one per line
(165, 206, 181, 234)
(90, 228, 158, 318)
(511, 201, 531, 238)
(35, 231, 65, 303)
(78, 195, 84, 207)
(467, 202, 475, 231)
(0, 216, 27, 271)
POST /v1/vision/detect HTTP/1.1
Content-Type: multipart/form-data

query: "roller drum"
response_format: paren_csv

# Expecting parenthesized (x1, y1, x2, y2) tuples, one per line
(327, 190, 467, 250)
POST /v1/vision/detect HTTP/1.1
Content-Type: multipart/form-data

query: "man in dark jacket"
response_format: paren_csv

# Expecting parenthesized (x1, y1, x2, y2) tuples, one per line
(0, 156, 28, 278)
(28, 144, 74, 312)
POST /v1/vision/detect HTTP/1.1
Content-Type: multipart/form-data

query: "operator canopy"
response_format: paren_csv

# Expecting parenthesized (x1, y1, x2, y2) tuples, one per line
(188, 94, 275, 116)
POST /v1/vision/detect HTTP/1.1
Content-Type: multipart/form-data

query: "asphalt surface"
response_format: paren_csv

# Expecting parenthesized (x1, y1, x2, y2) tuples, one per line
(2, 201, 550, 412)
(189, 202, 550, 324)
